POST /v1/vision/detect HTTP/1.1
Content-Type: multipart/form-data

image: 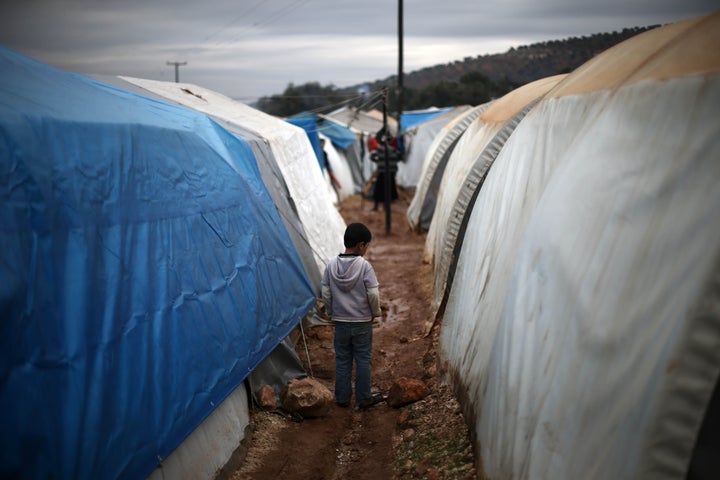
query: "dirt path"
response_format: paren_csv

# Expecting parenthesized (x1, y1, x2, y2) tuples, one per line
(230, 190, 476, 480)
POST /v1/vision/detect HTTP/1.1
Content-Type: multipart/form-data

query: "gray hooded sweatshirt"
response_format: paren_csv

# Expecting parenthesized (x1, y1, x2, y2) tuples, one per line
(321, 254, 381, 322)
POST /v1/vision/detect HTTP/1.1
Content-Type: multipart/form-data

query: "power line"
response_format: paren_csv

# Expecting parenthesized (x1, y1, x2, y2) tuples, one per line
(204, 0, 314, 50)
(176, 0, 272, 56)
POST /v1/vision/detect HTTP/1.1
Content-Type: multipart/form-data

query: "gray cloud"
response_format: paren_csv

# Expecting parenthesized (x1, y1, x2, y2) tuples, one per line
(1, 0, 717, 100)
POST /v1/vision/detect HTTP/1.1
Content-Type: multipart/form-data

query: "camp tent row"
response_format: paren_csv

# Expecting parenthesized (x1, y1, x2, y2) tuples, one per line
(424, 74, 567, 329)
(0, 47, 346, 479)
(406, 102, 492, 233)
(409, 12, 720, 479)
(396, 105, 473, 189)
(290, 104, 410, 205)
(322, 105, 398, 195)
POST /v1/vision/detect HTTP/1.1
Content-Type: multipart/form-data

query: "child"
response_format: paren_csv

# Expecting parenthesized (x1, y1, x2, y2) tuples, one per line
(321, 222, 382, 408)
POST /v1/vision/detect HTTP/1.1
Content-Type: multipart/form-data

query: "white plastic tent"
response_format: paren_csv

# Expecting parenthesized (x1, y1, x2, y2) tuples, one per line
(396, 106, 471, 188)
(327, 106, 397, 136)
(319, 132, 355, 202)
(406, 103, 491, 233)
(439, 13, 720, 479)
(424, 75, 566, 329)
(118, 77, 346, 275)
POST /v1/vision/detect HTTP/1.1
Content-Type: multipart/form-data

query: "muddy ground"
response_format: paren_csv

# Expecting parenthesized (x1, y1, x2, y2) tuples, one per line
(230, 189, 477, 480)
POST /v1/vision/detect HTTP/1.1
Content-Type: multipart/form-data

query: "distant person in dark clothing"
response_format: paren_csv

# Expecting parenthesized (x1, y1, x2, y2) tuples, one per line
(369, 129, 399, 211)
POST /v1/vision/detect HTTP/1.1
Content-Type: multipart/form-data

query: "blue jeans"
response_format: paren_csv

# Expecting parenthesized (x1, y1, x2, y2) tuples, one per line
(333, 321, 373, 404)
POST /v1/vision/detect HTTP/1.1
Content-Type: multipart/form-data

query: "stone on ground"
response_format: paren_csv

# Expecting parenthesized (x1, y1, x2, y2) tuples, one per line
(387, 377, 429, 408)
(280, 377, 333, 417)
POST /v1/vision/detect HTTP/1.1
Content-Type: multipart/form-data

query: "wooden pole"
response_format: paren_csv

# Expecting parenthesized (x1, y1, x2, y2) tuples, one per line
(382, 89, 391, 234)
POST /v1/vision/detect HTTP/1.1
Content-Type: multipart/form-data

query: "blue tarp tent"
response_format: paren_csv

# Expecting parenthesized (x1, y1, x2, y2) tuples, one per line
(285, 117, 324, 170)
(0, 47, 315, 479)
(400, 107, 455, 133)
(286, 112, 362, 200)
(290, 112, 357, 151)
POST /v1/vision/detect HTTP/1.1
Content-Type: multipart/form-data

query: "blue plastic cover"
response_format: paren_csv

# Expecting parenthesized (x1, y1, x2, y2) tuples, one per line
(400, 107, 455, 133)
(290, 112, 357, 151)
(0, 47, 315, 479)
(317, 119, 356, 150)
(285, 117, 324, 170)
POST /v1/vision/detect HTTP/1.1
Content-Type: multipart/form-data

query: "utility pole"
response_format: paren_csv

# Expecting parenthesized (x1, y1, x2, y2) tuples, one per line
(382, 88, 391, 235)
(166, 61, 187, 83)
(397, 0, 404, 145)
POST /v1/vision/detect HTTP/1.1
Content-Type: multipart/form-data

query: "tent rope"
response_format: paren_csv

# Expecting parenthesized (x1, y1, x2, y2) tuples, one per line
(299, 320, 314, 377)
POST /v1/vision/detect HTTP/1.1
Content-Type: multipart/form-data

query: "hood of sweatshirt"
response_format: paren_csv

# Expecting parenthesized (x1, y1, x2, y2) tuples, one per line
(330, 255, 365, 293)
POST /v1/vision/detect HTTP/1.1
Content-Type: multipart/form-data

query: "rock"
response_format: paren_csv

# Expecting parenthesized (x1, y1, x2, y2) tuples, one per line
(280, 377, 333, 418)
(396, 408, 411, 428)
(387, 377, 429, 408)
(415, 458, 431, 476)
(256, 385, 277, 410)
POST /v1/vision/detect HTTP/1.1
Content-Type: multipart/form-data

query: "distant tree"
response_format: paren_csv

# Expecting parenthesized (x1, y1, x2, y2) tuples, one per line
(255, 82, 348, 117)
(254, 26, 657, 116)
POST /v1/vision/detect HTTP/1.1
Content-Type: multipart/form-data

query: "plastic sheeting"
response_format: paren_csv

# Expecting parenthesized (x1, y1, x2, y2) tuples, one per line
(406, 103, 489, 232)
(94, 75, 322, 297)
(290, 114, 360, 200)
(396, 106, 470, 188)
(425, 76, 565, 326)
(285, 116, 324, 171)
(118, 77, 346, 275)
(284, 116, 343, 206)
(440, 14, 720, 479)
(96, 75, 318, 420)
(316, 116, 357, 150)
(400, 106, 455, 132)
(327, 106, 394, 136)
(0, 47, 316, 479)
(317, 115, 366, 193)
(319, 133, 355, 202)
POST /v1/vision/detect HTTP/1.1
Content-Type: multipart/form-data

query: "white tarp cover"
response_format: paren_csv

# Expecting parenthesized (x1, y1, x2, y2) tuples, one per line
(326, 106, 396, 136)
(119, 77, 346, 273)
(318, 115, 367, 192)
(425, 75, 565, 325)
(440, 13, 720, 479)
(147, 383, 249, 480)
(396, 106, 471, 188)
(320, 133, 355, 202)
(406, 103, 489, 233)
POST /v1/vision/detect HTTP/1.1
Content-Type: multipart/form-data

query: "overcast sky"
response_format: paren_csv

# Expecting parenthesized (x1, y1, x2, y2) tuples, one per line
(1, 1, 717, 102)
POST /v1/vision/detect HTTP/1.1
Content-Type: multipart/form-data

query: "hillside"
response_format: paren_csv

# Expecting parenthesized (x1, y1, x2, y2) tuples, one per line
(353, 26, 657, 93)
(256, 25, 659, 116)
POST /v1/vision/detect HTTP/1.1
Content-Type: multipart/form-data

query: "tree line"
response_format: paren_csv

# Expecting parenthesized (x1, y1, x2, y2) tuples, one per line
(254, 72, 520, 118)
(253, 26, 656, 118)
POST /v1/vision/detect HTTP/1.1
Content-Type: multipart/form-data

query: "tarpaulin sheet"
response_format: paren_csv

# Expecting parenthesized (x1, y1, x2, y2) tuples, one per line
(406, 103, 488, 232)
(291, 112, 357, 151)
(318, 132, 356, 202)
(440, 67, 720, 480)
(400, 107, 454, 133)
(316, 118, 357, 151)
(0, 47, 315, 479)
(397, 106, 470, 188)
(285, 117, 324, 170)
(114, 76, 346, 278)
